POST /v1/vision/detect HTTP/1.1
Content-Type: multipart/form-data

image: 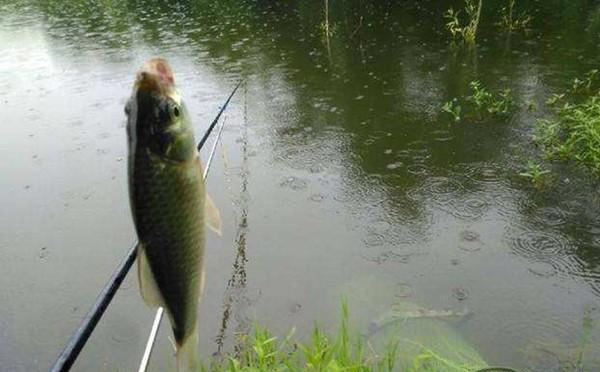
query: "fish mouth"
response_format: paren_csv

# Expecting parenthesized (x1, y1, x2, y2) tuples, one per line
(135, 58, 178, 101)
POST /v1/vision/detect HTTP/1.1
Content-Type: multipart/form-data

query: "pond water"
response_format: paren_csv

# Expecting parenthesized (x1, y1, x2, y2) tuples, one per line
(2, 0, 600, 370)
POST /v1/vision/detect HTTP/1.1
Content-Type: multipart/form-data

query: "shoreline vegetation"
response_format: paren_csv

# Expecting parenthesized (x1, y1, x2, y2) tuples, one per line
(534, 70, 600, 177)
(526, 69, 600, 187)
(202, 303, 402, 372)
(198, 302, 595, 372)
(199, 303, 501, 372)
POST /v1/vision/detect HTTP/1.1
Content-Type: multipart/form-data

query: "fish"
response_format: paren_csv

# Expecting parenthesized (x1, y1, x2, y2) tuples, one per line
(367, 302, 472, 337)
(125, 58, 221, 371)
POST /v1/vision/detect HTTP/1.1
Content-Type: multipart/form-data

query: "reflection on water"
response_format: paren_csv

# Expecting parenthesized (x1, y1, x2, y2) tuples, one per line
(2, 0, 600, 370)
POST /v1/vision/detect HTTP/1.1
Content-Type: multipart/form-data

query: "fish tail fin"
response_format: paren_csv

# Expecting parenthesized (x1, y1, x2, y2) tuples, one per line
(176, 330, 199, 372)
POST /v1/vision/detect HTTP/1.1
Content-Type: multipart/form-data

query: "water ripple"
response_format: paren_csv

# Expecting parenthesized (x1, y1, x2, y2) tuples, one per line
(430, 129, 454, 142)
(279, 176, 308, 190)
(406, 163, 431, 176)
(534, 207, 568, 227)
(492, 313, 581, 369)
(363, 250, 425, 265)
(463, 162, 507, 186)
(458, 230, 483, 252)
(527, 262, 558, 278)
(443, 195, 491, 221)
(511, 230, 569, 261)
(407, 176, 465, 206)
(523, 346, 563, 372)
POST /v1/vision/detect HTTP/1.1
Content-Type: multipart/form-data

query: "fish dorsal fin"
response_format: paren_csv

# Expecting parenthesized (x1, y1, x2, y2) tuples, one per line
(137, 243, 165, 307)
(205, 194, 222, 236)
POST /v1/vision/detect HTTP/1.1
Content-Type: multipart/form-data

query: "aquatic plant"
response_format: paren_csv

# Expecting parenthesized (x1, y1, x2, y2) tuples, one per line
(440, 82, 513, 121)
(571, 69, 598, 94)
(470, 81, 493, 109)
(469, 81, 514, 116)
(497, 0, 532, 32)
(444, 8, 464, 40)
(442, 99, 462, 122)
(525, 100, 537, 112)
(533, 119, 559, 154)
(320, 0, 334, 58)
(546, 93, 566, 107)
(518, 160, 551, 188)
(492, 89, 514, 115)
(535, 68, 600, 176)
(575, 307, 595, 370)
(543, 96, 600, 174)
(444, 0, 483, 44)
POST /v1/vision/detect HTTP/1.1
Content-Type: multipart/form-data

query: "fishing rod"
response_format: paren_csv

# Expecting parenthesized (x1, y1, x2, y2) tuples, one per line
(137, 116, 228, 372)
(198, 80, 242, 151)
(50, 80, 242, 372)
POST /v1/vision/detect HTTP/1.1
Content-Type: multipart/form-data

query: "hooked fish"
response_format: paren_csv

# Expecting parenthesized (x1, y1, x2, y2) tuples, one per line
(126, 58, 221, 371)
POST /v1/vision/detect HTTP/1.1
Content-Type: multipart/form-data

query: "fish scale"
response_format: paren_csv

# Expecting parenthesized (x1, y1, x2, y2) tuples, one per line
(131, 148, 206, 344)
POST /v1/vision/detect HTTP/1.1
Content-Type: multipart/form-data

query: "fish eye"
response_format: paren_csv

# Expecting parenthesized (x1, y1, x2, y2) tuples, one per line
(124, 102, 131, 116)
(167, 101, 180, 119)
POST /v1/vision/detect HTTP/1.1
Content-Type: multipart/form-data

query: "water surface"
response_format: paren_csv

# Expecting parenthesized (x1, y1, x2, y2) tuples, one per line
(2, 1, 600, 370)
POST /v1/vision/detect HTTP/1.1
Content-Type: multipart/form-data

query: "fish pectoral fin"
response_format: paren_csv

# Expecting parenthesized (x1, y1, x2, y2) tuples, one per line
(205, 193, 222, 236)
(137, 243, 165, 307)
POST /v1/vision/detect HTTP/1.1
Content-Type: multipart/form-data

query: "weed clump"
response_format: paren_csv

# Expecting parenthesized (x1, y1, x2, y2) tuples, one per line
(203, 302, 399, 372)
(442, 99, 462, 122)
(202, 302, 491, 372)
(441, 81, 514, 122)
(444, 0, 483, 44)
(469, 81, 513, 116)
(518, 160, 552, 189)
(535, 94, 600, 175)
(497, 0, 532, 32)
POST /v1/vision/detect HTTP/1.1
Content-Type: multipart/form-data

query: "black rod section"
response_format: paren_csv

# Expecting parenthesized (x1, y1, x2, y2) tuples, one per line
(197, 80, 242, 151)
(50, 244, 137, 372)
(49, 80, 242, 372)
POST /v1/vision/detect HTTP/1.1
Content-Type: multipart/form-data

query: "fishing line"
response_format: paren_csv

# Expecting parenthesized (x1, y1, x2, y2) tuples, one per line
(214, 81, 251, 356)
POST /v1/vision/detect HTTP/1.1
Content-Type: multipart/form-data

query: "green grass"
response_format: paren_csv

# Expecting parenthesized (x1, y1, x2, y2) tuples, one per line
(535, 93, 600, 175)
(200, 302, 495, 372)
(528, 69, 600, 179)
(202, 302, 400, 372)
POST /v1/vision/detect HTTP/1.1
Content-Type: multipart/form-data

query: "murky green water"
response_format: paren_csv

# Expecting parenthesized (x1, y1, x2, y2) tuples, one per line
(2, 0, 600, 370)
